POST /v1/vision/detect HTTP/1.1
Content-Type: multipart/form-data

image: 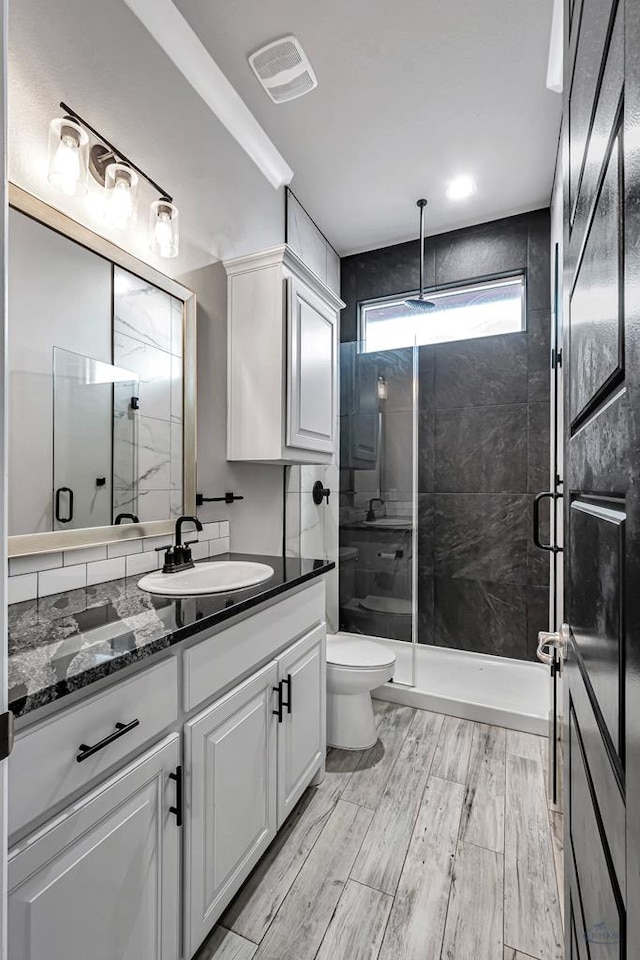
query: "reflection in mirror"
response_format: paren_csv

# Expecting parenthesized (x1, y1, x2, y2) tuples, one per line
(53, 349, 139, 530)
(8, 203, 188, 539)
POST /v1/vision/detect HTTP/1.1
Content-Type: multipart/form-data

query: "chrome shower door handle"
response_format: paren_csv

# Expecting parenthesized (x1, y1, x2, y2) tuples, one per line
(537, 623, 570, 665)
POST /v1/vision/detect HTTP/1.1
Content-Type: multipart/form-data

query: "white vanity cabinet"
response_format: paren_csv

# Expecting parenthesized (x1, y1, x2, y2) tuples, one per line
(8, 734, 181, 960)
(183, 623, 326, 955)
(224, 245, 344, 464)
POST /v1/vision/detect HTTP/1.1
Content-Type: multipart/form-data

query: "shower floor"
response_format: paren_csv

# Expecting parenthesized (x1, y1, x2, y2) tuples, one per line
(332, 633, 550, 736)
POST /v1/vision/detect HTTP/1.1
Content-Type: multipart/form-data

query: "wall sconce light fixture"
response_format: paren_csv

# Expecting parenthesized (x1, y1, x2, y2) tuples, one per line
(150, 198, 179, 259)
(377, 375, 388, 401)
(48, 117, 89, 197)
(47, 102, 179, 258)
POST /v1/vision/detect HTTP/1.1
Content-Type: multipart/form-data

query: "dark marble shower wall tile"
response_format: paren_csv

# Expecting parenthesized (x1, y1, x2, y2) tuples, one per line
(528, 401, 551, 493)
(350, 238, 436, 303)
(527, 584, 551, 660)
(435, 404, 528, 493)
(434, 493, 528, 584)
(434, 214, 528, 287)
(418, 345, 435, 410)
(527, 209, 552, 311)
(418, 574, 435, 645)
(417, 494, 434, 576)
(418, 410, 435, 492)
(434, 577, 528, 659)
(434, 332, 528, 409)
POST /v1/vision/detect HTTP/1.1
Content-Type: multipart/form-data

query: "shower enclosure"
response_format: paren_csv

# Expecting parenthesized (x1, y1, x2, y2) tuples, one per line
(338, 280, 553, 732)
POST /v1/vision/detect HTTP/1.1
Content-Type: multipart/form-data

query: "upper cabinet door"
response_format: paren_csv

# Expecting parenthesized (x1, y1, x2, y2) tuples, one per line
(287, 276, 336, 454)
(184, 661, 279, 957)
(8, 734, 181, 960)
(276, 623, 326, 826)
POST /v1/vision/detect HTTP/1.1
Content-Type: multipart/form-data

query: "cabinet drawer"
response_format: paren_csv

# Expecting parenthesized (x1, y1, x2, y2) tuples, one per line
(9, 657, 178, 837)
(183, 581, 325, 712)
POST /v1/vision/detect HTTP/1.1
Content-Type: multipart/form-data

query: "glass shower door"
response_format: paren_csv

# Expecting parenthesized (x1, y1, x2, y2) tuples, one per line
(338, 341, 417, 686)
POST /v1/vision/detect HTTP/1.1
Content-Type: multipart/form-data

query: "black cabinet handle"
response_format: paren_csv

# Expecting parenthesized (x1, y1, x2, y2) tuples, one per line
(76, 719, 140, 763)
(169, 765, 183, 827)
(273, 681, 284, 723)
(533, 491, 563, 553)
(55, 486, 74, 524)
(282, 674, 292, 714)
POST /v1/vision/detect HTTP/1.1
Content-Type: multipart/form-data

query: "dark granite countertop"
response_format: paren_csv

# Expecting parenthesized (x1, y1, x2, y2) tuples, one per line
(8, 553, 334, 720)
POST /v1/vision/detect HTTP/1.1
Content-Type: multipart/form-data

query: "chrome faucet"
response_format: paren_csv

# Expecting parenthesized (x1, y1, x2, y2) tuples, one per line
(366, 498, 384, 522)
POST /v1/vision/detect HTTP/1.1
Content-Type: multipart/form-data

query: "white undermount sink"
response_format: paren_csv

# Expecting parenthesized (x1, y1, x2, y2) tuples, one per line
(138, 561, 275, 597)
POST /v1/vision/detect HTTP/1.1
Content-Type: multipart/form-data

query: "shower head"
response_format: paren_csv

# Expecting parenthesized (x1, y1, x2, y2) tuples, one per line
(404, 198, 436, 312)
(404, 294, 436, 312)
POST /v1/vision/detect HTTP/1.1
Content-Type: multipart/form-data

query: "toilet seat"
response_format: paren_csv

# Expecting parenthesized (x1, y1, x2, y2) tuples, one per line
(326, 636, 395, 670)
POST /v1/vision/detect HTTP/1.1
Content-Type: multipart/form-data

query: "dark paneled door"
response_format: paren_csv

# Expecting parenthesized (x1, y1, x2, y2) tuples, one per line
(563, 0, 640, 955)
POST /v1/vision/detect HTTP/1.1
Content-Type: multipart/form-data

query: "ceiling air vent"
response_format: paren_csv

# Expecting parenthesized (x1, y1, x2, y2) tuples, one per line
(249, 36, 317, 104)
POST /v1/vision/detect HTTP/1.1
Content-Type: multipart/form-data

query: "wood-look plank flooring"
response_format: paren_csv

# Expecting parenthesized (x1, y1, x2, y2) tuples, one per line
(202, 702, 564, 960)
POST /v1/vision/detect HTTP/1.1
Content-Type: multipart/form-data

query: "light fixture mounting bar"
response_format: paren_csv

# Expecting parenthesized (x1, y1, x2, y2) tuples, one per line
(59, 101, 172, 202)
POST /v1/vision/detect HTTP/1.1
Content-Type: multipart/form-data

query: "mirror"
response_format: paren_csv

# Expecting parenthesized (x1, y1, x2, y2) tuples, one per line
(8, 185, 196, 556)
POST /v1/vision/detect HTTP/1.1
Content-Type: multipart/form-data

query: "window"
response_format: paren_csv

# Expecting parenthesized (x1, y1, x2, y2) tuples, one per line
(358, 274, 526, 353)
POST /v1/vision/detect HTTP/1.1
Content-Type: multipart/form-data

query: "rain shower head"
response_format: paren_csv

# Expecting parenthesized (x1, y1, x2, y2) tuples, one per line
(404, 199, 436, 312)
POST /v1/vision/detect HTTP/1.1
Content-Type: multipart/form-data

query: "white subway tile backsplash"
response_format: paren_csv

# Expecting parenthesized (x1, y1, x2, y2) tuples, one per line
(209, 537, 230, 557)
(125, 551, 159, 577)
(201, 522, 220, 541)
(143, 534, 174, 553)
(190, 540, 209, 561)
(39, 564, 87, 597)
(63, 545, 108, 566)
(8, 573, 38, 604)
(7, 524, 232, 603)
(87, 557, 126, 585)
(107, 539, 144, 558)
(9, 552, 62, 577)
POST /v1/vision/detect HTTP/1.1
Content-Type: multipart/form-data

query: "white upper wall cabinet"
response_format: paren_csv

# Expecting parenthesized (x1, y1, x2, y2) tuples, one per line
(224, 245, 344, 464)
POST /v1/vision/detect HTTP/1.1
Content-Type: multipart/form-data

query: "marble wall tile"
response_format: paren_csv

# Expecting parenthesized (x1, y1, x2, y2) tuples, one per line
(133, 489, 172, 523)
(434, 333, 528, 409)
(171, 353, 183, 423)
(114, 332, 172, 422)
(136, 417, 171, 491)
(527, 209, 552, 311)
(528, 401, 551, 493)
(381, 410, 413, 497)
(527, 584, 551, 659)
(417, 494, 434, 577)
(434, 493, 528, 584)
(418, 410, 435, 493)
(114, 267, 172, 353)
(418, 345, 435, 411)
(435, 404, 528, 493)
(434, 215, 528, 287)
(418, 574, 434, 644)
(170, 420, 183, 492)
(434, 578, 528, 659)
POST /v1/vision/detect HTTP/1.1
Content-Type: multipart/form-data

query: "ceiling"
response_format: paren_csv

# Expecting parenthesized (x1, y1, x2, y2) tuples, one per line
(175, 0, 562, 255)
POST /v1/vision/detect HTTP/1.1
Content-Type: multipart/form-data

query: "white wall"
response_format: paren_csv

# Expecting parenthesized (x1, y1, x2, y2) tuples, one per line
(180, 262, 284, 555)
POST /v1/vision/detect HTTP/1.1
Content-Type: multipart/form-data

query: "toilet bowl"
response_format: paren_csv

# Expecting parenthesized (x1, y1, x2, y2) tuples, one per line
(326, 635, 396, 750)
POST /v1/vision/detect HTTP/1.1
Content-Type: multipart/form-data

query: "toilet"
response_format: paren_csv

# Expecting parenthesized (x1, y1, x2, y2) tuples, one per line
(326, 635, 396, 750)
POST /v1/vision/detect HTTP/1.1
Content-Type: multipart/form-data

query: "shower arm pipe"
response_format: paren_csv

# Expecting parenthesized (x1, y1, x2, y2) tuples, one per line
(417, 198, 427, 299)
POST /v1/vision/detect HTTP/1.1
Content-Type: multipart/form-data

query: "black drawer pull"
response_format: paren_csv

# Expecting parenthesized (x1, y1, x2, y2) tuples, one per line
(282, 674, 292, 714)
(76, 719, 140, 763)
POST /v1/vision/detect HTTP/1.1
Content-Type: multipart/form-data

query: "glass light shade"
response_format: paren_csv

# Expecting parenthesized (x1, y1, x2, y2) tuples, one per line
(150, 199, 179, 258)
(47, 118, 89, 197)
(104, 163, 139, 229)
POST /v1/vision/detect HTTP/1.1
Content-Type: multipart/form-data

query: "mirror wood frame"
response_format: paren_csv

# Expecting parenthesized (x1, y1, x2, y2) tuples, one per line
(8, 183, 197, 558)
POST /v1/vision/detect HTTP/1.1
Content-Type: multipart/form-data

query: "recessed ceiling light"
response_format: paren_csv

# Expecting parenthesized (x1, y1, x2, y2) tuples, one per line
(446, 176, 476, 201)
